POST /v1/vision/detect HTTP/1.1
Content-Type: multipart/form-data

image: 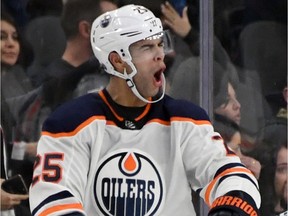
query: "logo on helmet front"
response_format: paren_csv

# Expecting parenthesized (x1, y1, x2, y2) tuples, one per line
(94, 150, 164, 216)
(100, 15, 112, 28)
(133, 6, 148, 14)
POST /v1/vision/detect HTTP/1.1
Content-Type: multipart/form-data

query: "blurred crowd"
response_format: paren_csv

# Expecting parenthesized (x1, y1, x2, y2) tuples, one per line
(1, 0, 286, 215)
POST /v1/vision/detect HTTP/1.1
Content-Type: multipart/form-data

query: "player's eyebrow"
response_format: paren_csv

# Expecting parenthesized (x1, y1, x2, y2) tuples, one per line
(132, 38, 163, 50)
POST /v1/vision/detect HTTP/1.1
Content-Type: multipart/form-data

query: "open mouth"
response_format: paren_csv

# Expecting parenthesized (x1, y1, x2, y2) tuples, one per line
(154, 70, 162, 82)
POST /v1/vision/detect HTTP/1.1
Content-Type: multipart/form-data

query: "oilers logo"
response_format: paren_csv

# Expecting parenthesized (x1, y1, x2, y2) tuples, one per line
(94, 150, 164, 216)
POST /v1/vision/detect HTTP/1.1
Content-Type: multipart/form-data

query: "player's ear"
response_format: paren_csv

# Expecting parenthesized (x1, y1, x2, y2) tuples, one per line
(109, 52, 125, 73)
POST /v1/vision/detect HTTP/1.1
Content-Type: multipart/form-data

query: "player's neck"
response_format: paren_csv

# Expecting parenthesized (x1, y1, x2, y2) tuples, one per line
(106, 78, 147, 107)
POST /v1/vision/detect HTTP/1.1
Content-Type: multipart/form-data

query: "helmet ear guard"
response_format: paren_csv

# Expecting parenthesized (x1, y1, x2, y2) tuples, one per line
(90, 4, 173, 103)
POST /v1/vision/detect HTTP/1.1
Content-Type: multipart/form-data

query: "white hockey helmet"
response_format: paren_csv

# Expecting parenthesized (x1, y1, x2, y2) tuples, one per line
(91, 4, 172, 103)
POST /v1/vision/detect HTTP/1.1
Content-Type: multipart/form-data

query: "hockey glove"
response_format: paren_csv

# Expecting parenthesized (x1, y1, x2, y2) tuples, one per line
(208, 191, 259, 216)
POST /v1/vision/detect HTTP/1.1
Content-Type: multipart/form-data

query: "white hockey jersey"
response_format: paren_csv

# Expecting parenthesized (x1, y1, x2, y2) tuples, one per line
(29, 89, 260, 216)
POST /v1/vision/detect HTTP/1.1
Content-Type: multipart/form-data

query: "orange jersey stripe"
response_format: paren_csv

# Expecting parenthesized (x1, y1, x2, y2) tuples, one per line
(146, 117, 211, 126)
(99, 90, 124, 121)
(135, 103, 151, 121)
(106, 120, 117, 126)
(99, 90, 152, 122)
(147, 118, 170, 125)
(42, 115, 211, 138)
(171, 117, 211, 125)
(38, 203, 83, 216)
(205, 167, 253, 207)
(42, 115, 106, 138)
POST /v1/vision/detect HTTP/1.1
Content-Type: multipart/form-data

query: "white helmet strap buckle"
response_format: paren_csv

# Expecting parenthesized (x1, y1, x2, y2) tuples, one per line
(126, 79, 134, 88)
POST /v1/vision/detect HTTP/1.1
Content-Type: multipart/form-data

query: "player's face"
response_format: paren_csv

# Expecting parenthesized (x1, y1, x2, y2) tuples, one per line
(0, 20, 20, 66)
(214, 83, 241, 125)
(129, 38, 166, 99)
(274, 146, 287, 207)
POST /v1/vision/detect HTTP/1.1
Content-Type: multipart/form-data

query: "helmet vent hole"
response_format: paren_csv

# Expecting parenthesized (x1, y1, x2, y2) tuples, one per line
(120, 49, 125, 57)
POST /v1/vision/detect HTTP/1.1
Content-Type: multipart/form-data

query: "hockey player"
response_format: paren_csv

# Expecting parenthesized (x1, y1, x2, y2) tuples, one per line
(29, 4, 261, 216)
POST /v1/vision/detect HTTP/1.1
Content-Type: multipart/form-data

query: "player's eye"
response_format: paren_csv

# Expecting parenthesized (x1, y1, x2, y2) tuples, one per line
(158, 40, 164, 48)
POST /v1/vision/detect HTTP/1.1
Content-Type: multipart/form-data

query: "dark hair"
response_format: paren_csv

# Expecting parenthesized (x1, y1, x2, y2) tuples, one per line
(61, 0, 101, 39)
(1, 10, 34, 68)
(213, 60, 240, 110)
(1, 10, 17, 27)
(252, 121, 287, 215)
(0, 10, 22, 65)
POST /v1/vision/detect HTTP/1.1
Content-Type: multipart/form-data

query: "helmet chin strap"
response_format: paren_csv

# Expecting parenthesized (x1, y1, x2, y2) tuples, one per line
(110, 66, 166, 104)
(129, 72, 166, 104)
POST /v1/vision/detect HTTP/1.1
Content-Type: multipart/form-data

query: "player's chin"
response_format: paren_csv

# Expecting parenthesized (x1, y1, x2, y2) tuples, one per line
(143, 89, 159, 100)
(151, 87, 164, 99)
(153, 85, 163, 94)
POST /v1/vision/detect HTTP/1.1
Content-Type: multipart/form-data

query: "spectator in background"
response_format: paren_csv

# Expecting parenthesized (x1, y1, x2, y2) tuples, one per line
(1, 11, 35, 215)
(1, 10, 33, 100)
(213, 72, 241, 125)
(213, 114, 261, 179)
(213, 67, 261, 179)
(214, 77, 241, 125)
(1, 12, 33, 211)
(51, 0, 101, 74)
(1, 10, 35, 167)
(1, 126, 30, 216)
(23, 0, 64, 88)
(42, 0, 108, 109)
(251, 122, 287, 216)
(160, 0, 239, 82)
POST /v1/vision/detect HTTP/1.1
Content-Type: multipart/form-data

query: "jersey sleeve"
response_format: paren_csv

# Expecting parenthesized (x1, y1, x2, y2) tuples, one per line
(178, 119, 261, 213)
(29, 109, 101, 216)
(29, 133, 88, 216)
